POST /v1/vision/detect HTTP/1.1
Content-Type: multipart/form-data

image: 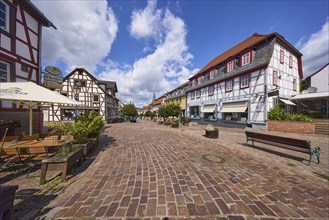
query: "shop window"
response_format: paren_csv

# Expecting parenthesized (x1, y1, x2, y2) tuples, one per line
(189, 106, 200, 119)
(223, 111, 248, 122)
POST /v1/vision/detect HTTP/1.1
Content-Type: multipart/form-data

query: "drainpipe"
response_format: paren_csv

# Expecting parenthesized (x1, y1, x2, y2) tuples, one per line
(264, 69, 268, 129)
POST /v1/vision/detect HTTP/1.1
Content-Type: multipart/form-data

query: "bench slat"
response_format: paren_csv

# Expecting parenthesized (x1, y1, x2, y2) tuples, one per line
(248, 137, 310, 153)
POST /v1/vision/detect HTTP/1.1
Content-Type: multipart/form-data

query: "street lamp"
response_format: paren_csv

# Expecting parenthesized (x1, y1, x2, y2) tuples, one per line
(73, 85, 81, 119)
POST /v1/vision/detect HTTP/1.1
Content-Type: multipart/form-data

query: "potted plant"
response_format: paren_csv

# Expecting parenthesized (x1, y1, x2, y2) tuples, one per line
(171, 119, 179, 128)
(205, 126, 219, 139)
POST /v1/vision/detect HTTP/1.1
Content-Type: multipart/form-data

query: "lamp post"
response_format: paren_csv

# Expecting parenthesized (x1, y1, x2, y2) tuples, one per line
(73, 85, 81, 119)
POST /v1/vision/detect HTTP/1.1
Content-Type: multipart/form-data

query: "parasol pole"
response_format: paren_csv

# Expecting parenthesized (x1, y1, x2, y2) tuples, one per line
(29, 100, 33, 136)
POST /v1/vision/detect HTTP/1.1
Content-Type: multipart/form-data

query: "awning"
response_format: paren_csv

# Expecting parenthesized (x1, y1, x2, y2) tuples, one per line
(221, 102, 247, 113)
(202, 105, 215, 113)
(279, 98, 296, 106)
(291, 91, 329, 100)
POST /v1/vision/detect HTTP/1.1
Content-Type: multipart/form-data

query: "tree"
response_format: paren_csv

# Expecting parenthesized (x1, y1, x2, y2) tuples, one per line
(166, 103, 181, 117)
(300, 79, 309, 92)
(122, 103, 138, 117)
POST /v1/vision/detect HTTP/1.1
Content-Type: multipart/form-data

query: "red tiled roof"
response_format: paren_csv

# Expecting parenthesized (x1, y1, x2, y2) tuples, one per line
(190, 33, 272, 79)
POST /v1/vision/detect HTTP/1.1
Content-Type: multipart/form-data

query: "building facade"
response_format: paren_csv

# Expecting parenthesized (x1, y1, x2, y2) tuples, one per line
(186, 32, 302, 129)
(0, 0, 54, 134)
(165, 82, 188, 116)
(47, 68, 119, 122)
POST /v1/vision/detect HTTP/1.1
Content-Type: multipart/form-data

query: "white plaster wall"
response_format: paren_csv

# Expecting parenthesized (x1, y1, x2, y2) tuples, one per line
(16, 22, 27, 42)
(29, 30, 38, 49)
(24, 11, 38, 34)
(0, 34, 11, 51)
(16, 40, 31, 60)
(16, 5, 22, 22)
(310, 64, 329, 92)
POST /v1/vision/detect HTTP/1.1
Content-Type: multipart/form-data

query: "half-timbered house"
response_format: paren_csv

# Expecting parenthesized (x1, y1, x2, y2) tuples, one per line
(0, 0, 55, 134)
(186, 32, 302, 129)
(47, 68, 118, 122)
(165, 82, 188, 117)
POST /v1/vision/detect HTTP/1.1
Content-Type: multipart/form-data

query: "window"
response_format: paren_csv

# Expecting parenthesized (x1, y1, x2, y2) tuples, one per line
(198, 76, 202, 84)
(241, 51, 252, 66)
(61, 92, 67, 97)
(273, 70, 278, 86)
(21, 64, 28, 72)
(74, 80, 81, 87)
(293, 78, 297, 91)
(189, 106, 200, 118)
(240, 75, 249, 88)
(93, 94, 99, 102)
(280, 49, 284, 64)
(208, 85, 214, 96)
(289, 55, 293, 68)
(74, 94, 79, 101)
(80, 81, 86, 87)
(190, 91, 195, 99)
(227, 60, 235, 72)
(192, 79, 197, 86)
(0, 1, 9, 32)
(196, 89, 201, 98)
(225, 80, 233, 92)
(0, 60, 9, 82)
(209, 70, 215, 80)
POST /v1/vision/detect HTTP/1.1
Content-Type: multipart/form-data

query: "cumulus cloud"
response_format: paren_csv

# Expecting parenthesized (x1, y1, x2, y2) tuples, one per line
(129, 0, 161, 39)
(33, 0, 118, 73)
(99, 2, 195, 107)
(296, 18, 329, 78)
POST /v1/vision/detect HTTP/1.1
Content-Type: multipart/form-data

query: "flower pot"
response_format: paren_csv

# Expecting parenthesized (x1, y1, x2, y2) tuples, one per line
(205, 130, 219, 139)
(171, 123, 179, 128)
(0, 185, 18, 220)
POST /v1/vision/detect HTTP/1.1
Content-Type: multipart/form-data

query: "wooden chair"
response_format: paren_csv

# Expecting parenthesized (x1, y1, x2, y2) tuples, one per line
(1, 147, 31, 178)
(26, 146, 56, 177)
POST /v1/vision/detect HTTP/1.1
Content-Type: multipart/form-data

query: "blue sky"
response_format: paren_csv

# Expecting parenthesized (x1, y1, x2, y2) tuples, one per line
(33, 0, 329, 107)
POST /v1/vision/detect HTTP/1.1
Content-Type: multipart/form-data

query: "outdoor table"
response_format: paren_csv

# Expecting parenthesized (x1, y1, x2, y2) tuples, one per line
(2, 140, 35, 149)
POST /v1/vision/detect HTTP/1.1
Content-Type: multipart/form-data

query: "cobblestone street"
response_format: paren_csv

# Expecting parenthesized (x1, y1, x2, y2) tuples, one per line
(38, 120, 328, 220)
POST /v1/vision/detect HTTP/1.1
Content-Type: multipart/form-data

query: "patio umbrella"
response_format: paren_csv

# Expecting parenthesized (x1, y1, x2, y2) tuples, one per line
(0, 81, 82, 136)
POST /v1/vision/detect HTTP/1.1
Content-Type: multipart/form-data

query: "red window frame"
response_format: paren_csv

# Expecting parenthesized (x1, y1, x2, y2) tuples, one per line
(208, 85, 214, 96)
(226, 60, 235, 72)
(240, 74, 249, 89)
(289, 55, 293, 68)
(225, 80, 233, 92)
(240, 51, 252, 66)
(273, 70, 278, 86)
(280, 49, 284, 64)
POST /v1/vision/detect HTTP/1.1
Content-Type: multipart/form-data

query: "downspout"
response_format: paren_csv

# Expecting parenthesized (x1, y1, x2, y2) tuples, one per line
(264, 69, 268, 129)
(29, 101, 33, 136)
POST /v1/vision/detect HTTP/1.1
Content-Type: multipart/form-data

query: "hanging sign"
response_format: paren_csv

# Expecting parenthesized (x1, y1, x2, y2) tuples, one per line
(43, 66, 63, 89)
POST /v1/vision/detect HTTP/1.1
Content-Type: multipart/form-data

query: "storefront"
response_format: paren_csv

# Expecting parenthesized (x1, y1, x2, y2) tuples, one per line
(221, 101, 248, 123)
(202, 105, 216, 120)
(189, 106, 200, 119)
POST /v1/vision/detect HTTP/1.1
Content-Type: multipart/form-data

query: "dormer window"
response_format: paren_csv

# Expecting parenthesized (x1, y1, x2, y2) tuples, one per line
(209, 70, 215, 80)
(226, 60, 235, 72)
(241, 51, 252, 66)
(192, 79, 197, 86)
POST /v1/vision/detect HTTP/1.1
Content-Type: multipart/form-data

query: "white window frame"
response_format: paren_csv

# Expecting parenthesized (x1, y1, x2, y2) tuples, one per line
(280, 49, 284, 64)
(192, 79, 197, 86)
(190, 91, 195, 100)
(198, 76, 202, 84)
(240, 75, 249, 88)
(209, 70, 214, 80)
(196, 89, 201, 98)
(225, 80, 233, 92)
(241, 52, 251, 66)
(293, 78, 297, 91)
(0, 60, 10, 82)
(273, 70, 278, 86)
(0, 1, 10, 32)
(227, 60, 235, 72)
(289, 55, 293, 68)
(208, 85, 214, 96)
(93, 94, 100, 102)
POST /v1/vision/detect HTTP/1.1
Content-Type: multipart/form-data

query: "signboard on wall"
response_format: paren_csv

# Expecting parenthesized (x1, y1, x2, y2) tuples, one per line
(43, 66, 63, 89)
(268, 90, 279, 97)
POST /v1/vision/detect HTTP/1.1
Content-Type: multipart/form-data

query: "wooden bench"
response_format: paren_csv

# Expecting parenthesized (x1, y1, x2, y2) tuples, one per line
(245, 131, 320, 165)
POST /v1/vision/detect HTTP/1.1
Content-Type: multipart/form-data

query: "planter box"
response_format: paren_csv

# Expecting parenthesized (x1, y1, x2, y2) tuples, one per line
(39, 148, 84, 185)
(268, 120, 315, 133)
(171, 123, 179, 128)
(73, 139, 93, 160)
(0, 185, 18, 220)
(205, 130, 219, 139)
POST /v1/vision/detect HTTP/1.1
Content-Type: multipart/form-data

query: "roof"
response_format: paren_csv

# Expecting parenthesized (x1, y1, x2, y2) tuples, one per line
(19, 0, 56, 29)
(305, 63, 329, 80)
(190, 32, 303, 80)
(98, 80, 118, 93)
(291, 91, 329, 100)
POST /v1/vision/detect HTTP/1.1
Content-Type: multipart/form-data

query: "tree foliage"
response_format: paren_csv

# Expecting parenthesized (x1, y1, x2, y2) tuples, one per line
(165, 103, 181, 117)
(300, 79, 309, 92)
(122, 103, 138, 117)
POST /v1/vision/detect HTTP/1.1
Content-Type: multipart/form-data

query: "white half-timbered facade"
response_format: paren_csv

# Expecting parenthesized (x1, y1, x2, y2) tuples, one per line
(48, 68, 118, 122)
(186, 32, 302, 129)
(0, 0, 55, 134)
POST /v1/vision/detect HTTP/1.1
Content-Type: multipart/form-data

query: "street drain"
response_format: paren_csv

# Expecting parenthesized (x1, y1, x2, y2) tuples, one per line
(202, 154, 225, 163)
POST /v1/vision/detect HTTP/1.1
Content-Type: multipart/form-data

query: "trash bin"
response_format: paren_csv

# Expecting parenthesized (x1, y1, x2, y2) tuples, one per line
(0, 185, 18, 220)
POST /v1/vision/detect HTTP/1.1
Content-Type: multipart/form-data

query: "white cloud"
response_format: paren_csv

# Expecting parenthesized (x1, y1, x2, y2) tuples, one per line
(297, 19, 329, 78)
(99, 2, 195, 107)
(32, 0, 118, 73)
(130, 0, 161, 39)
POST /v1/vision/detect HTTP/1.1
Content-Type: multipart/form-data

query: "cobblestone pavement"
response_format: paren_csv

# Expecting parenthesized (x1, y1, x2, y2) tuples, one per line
(42, 120, 329, 220)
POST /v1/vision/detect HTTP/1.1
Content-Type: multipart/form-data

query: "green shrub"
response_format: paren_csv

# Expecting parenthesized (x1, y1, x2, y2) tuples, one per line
(267, 107, 285, 120)
(205, 126, 218, 132)
(285, 114, 312, 122)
